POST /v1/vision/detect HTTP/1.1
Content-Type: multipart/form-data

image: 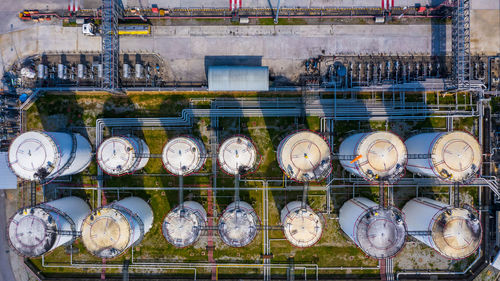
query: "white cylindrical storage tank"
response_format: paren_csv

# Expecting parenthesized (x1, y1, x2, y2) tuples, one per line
(97, 136, 150, 176)
(218, 135, 258, 176)
(8, 196, 90, 257)
(162, 136, 207, 176)
(57, 64, 65, 79)
(77, 64, 85, 79)
(405, 131, 481, 182)
(280, 201, 323, 248)
(277, 130, 332, 182)
(81, 197, 153, 259)
(162, 201, 207, 248)
(218, 201, 259, 247)
(135, 64, 143, 79)
(37, 65, 47, 79)
(97, 64, 103, 78)
(123, 64, 130, 78)
(339, 197, 407, 259)
(339, 131, 407, 183)
(402, 197, 481, 259)
(8, 131, 92, 182)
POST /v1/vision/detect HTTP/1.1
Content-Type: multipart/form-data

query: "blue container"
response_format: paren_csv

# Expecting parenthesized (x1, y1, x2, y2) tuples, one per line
(19, 93, 29, 103)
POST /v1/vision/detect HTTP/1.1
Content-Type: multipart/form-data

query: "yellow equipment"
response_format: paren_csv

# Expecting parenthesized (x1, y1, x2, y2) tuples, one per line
(118, 24, 151, 35)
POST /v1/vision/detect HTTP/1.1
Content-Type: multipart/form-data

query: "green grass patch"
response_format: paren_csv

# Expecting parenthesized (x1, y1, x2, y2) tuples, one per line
(258, 18, 307, 25)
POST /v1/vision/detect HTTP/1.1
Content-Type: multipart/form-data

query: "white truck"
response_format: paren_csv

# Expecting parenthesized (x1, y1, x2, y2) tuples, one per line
(82, 23, 97, 36)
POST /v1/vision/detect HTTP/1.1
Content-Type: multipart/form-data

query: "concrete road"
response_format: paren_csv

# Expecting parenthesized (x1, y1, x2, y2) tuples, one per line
(0, 0, 69, 34)
(0, 0, 102, 35)
(0, 191, 16, 281)
(123, 0, 440, 9)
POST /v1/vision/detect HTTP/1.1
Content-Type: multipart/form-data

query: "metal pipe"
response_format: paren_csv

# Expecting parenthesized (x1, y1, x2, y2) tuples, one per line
(179, 175, 184, 210)
(302, 182, 309, 209)
(235, 174, 240, 202)
(274, 0, 281, 24)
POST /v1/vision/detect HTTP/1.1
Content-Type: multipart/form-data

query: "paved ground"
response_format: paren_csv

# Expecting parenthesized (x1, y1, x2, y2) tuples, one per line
(0, 24, 449, 84)
(121, 24, 450, 82)
(0, 191, 16, 281)
(0, 25, 101, 83)
(470, 0, 500, 56)
(0, 0, 497, 86)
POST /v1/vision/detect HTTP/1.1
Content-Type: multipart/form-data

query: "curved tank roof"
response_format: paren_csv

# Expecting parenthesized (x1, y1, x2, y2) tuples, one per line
(218, 136, 258, 176)
(339, 198, 407, 259)
(162, 137, 206, 176)
(8, 197, 90, 257)
(162, 201, 207, 248)
(97, 136, 146, 175)
(8, 207, 59, 257)
(218, 201, 259, 247)
(281, 201, 323, 248)
(430, 131, 481, 182)
(340, 131, 407, 183)
(8, 131, 61, 181)
(8, 131, 92, 182)
(354, 207, 406, 259)
(81, 207, 132, 259)
(277, 131, 332, 182)
(431, 207, 481, 259)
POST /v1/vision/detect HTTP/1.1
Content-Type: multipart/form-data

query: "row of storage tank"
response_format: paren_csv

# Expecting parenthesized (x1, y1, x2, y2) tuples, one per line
(5, 130, 482, 260)
(7, 130, 481, 183)
(8, 195, 481, 261)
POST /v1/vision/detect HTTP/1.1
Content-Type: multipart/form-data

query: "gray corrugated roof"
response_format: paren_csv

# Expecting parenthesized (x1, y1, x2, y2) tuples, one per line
(208, 66, 269, 91)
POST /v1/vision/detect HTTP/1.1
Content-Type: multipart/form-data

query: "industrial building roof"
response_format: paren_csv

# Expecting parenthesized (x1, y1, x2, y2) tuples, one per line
(208, 66, 269, 91)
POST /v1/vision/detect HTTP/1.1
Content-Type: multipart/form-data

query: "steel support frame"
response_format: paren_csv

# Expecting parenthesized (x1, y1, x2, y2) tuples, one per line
(451, 0, 471, 90)
(101, 0, 121, 91)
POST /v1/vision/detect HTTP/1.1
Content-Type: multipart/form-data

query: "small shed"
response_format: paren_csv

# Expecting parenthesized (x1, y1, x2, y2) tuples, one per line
(208, 66, 269, 91)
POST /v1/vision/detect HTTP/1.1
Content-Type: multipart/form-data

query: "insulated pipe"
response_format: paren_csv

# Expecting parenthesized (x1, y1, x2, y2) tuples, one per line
(301, 182, 309, 210)
(235, 173, 240, 203)
(179, 175, 184, 211)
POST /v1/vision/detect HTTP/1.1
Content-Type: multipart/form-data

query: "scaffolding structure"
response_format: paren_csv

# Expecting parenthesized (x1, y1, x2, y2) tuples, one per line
(101, 0, 122, 91)
(451, 0, 471, 90)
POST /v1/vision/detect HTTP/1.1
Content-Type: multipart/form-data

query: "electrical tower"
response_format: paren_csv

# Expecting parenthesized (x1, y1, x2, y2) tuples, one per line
(451, 0, 471, 90)
(101, 0, 122, 92)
